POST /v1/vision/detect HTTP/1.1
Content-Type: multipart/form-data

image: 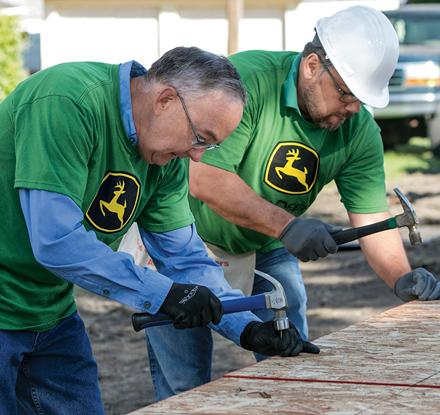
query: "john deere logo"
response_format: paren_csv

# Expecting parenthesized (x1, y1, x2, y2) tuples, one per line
(264, 142, 319, 194)
(86, 172, 140, 233)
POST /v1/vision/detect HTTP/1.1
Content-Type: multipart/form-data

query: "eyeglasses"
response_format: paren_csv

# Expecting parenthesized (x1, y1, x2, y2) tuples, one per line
(176, 92, 220, 150)
(320, 57, 360, 105)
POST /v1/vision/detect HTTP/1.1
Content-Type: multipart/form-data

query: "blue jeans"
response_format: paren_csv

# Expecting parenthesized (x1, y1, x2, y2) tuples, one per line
(0, 312, 104, 415)
(145, 248, 307, 401)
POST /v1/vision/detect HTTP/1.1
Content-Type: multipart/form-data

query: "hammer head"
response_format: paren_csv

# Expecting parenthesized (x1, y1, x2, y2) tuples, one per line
(254, 270, 290, 331)
(393, 187, 422, 245)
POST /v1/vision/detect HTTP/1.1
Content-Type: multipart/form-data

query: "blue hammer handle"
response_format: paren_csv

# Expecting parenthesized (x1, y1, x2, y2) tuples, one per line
(132, 293, 267, 331)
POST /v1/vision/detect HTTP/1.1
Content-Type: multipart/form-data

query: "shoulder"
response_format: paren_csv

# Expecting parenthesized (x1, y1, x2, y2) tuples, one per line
(229, 51, 299, 103)
(346, 107, 380, 135)
(229, 50, 298, 80)
(15, 62, 118, 106)
(339, 107, 383, 153)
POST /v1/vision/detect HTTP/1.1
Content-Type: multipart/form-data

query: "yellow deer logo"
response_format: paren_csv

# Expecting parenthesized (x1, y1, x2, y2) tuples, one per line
(99, 181, 127, 226)
(275, 149, 309, 191)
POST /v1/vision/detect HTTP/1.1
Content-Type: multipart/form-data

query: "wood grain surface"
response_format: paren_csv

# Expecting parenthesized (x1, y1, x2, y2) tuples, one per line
(127, 301, 440, 415)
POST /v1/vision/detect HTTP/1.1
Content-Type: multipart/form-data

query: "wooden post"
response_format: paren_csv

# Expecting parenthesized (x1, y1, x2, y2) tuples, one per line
(226, 0, 243, 55)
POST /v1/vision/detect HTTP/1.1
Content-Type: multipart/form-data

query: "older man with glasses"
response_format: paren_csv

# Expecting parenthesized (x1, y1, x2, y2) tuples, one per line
(144, 6, 440, 402)
(0, 46, 320, 415)
(176, 91, 221, 150)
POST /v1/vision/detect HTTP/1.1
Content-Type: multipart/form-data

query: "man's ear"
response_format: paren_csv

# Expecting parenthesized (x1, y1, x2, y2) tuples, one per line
(153, 86, 178, 115)
(302, 53, 321, 81)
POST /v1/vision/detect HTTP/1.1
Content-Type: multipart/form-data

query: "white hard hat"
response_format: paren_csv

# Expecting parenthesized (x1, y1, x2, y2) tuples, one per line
(316, 6, 399, 108)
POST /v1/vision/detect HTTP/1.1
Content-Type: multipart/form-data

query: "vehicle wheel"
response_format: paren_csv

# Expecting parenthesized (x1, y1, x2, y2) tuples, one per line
(427, 114, 440, 157)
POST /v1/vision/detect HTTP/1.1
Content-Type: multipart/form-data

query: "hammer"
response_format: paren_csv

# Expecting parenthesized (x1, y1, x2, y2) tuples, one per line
(131, 270, 289, 335)
(331, 187, 422, 246)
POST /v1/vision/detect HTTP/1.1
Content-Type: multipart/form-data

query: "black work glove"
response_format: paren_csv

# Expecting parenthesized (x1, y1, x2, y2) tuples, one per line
(394, 268, 440, 302)
(160, 283, 223, 329)
(279, 218, 341, 262)
(240, 321, 320, 357)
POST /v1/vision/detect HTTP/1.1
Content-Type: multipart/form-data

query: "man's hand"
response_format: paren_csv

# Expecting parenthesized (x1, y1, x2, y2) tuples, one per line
(394, 268, 440, 302)
(279, 218, 340, 262)
(240, 321, 320, 357)
(160, 283, 223, 329)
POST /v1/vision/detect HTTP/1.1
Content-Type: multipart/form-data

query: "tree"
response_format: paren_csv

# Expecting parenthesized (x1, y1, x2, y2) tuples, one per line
(0, 14, 25, 101)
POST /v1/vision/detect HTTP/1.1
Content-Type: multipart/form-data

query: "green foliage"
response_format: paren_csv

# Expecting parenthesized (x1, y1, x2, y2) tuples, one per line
(384, 137, 440, 180)
(0, 14, 25, 101)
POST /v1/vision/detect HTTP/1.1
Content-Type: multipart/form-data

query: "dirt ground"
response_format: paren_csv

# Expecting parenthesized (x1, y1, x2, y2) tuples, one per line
(77, 171, 440, 415)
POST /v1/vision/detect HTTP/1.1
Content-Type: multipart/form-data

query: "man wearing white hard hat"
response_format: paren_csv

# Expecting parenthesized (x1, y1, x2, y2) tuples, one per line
(144, 6, 440, 401)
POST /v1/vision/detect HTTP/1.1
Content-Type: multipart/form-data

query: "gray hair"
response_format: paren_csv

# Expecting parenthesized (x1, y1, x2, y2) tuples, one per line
(302, 33, 334, 69)
(146, 46, 246, 105)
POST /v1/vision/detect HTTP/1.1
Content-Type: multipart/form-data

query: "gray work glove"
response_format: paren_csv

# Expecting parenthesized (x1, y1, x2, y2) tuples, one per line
(279, 218, 341, 262)
(240, 321, 320, 357)
(394, 268, 440, 302)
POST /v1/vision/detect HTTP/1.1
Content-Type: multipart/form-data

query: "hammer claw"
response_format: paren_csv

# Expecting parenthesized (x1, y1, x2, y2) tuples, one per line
(393, 187, 422, 245)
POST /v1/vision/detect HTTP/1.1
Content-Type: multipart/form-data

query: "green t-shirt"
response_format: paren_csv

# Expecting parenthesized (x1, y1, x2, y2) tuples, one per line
(189, 50, 387, 255)
(0, 62, 193, 331)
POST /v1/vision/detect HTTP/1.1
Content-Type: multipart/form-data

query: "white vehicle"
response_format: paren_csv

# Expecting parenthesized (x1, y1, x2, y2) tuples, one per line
(374, 4, 440, 156)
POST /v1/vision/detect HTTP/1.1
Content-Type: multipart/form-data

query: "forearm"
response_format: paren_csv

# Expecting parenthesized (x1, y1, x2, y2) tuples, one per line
(19, 189, 172, 313)
(139, 225, 260, 344)
(189, 161, 293, 238)
(349, 212, 411, 287)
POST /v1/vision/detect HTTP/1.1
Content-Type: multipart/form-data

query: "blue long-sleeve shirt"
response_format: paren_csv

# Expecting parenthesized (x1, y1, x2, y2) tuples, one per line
(18, 61, 258, 345)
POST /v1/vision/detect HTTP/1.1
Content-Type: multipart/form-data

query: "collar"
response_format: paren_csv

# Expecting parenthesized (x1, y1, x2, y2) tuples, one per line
(282, 53, 302, 115)
(119, 60, 147, 146)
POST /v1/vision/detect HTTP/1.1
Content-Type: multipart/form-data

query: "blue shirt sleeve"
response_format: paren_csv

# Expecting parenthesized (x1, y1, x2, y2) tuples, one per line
(139, 225, 260, 345)
(19, 189, 172, 314)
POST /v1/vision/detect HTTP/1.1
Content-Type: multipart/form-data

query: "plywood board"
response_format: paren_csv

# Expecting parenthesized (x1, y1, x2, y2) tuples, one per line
(127, 301, 440, 415)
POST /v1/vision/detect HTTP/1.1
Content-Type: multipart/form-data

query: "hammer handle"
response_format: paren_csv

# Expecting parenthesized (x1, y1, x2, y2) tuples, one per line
(132, 293, 267, 331)
(332, 217, 398, 246)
